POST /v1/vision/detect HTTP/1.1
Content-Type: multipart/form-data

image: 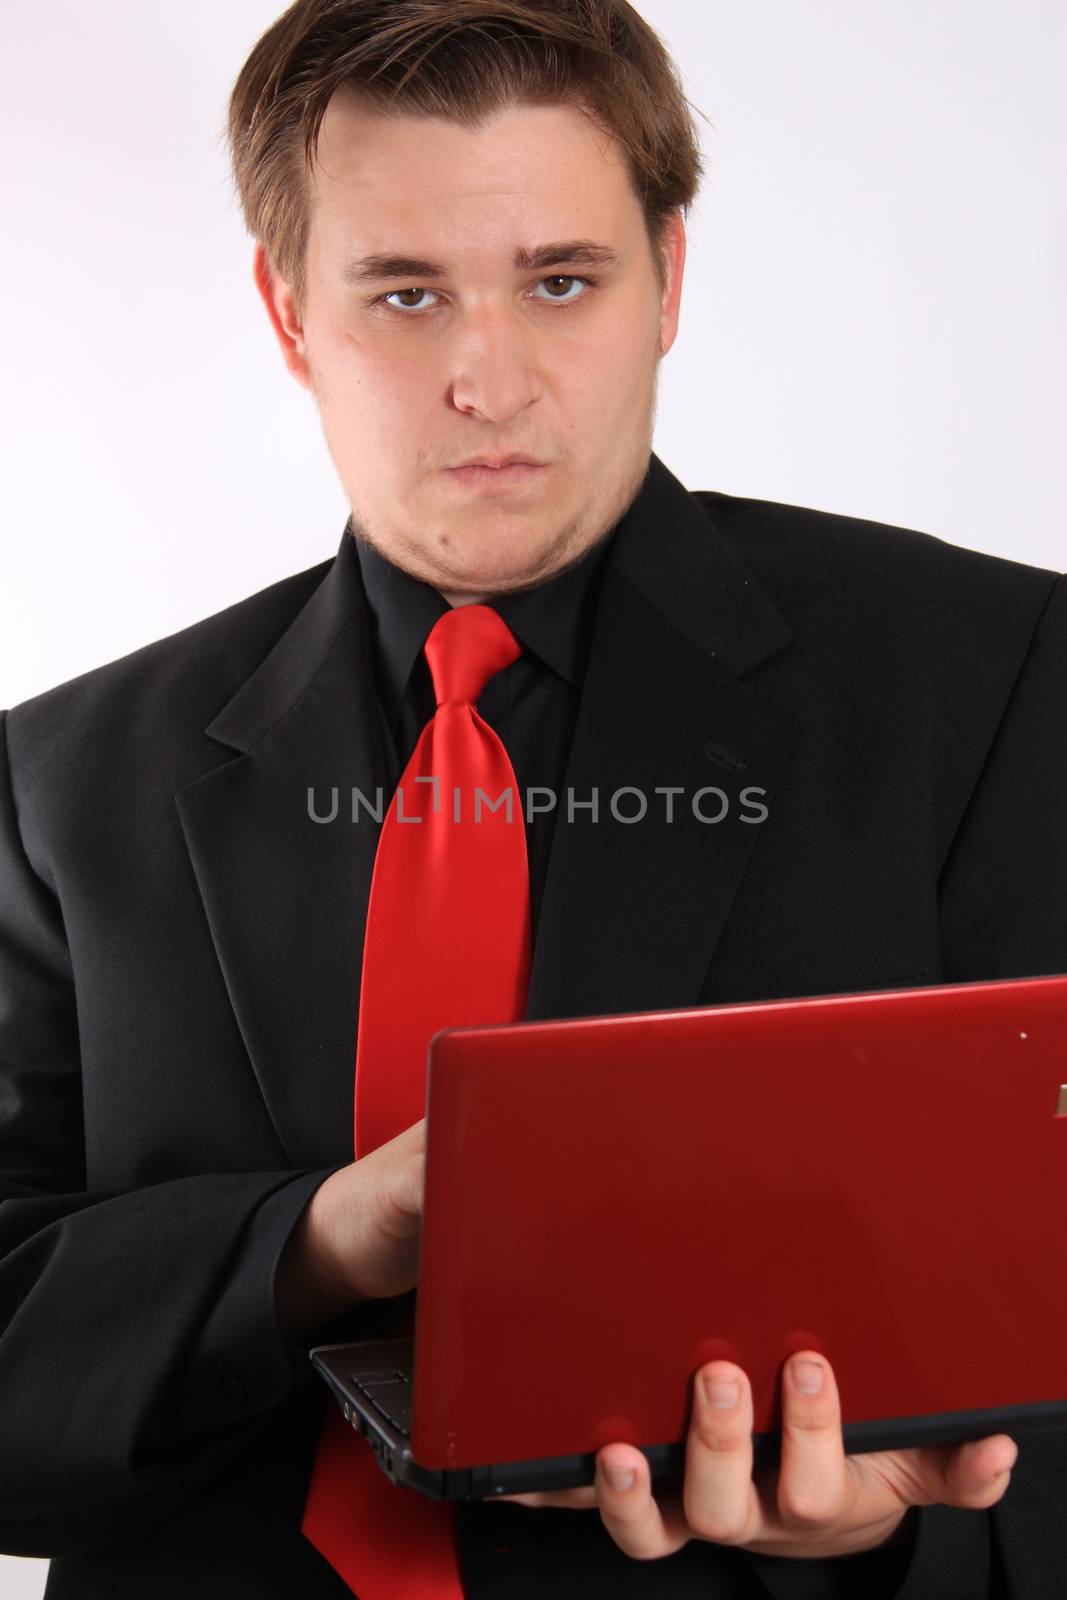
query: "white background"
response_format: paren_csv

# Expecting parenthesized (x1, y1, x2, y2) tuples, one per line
(1, 1, 1064, 1593)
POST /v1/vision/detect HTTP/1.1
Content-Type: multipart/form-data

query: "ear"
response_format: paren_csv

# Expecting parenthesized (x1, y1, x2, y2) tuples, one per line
(657, 209, 687, 359)
(252, 242, 313, 391)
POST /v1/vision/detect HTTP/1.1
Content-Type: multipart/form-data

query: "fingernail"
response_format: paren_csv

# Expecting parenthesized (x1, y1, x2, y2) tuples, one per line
(792, 1359, 824, 1396)
(603, 1464, 635, 1492)
(703, 1373, 740, 1408)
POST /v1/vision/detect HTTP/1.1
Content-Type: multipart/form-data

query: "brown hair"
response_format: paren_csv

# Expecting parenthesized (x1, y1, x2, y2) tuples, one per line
(225, 0, 706, 320)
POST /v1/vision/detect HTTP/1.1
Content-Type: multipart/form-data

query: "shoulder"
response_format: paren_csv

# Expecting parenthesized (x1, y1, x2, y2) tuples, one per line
(3, 554, 332, 798)
(692, 487, 1059, 617)
(690, 487, 1063, 687)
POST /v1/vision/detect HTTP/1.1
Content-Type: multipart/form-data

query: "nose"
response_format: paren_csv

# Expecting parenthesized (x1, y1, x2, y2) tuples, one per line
(447, 303, 543, 423)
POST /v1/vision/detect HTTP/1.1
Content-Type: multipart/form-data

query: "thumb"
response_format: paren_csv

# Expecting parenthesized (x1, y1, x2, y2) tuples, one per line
(940, 1435, 1019, 1510)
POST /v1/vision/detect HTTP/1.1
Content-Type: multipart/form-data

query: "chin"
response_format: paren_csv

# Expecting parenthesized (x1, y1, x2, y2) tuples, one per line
(437, 542, 550, 586)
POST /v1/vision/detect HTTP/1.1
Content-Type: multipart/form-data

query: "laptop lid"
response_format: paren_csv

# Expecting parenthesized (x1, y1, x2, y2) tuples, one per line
(410, 973, 1067, 1474)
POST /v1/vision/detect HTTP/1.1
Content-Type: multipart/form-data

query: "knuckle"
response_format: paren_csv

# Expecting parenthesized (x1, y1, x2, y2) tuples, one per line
(623, 1543, 664, 1562)
(693, 1417, 749, 1454)
(783, 1406, 836, 1438)
(777, 1484, 839, 1527)
(684, 1504, 745, 1545)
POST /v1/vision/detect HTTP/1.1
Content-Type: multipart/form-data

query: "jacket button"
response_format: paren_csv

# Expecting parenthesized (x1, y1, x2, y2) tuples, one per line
(219, 1368, 246, 1404)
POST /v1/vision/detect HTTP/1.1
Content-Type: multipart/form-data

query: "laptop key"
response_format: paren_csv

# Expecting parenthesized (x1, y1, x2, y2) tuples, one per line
(358, 1379, 414, 1437)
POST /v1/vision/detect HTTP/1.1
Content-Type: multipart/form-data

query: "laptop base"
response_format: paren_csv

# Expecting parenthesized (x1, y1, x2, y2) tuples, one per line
(309, 1336, 1067, 1502)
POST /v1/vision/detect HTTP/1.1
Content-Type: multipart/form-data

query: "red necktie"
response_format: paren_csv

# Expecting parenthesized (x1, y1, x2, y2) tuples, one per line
(302, 603, 533, 1597)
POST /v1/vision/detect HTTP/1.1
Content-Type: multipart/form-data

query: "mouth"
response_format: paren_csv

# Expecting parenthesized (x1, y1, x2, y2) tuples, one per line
(445, 462, 548, 491)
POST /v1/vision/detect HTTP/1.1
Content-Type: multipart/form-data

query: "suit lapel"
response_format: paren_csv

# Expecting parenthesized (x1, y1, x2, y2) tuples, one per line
(525, 454, 797, 1021)
(175, 455, 798, 1166)
(175, 533, 388, 1168)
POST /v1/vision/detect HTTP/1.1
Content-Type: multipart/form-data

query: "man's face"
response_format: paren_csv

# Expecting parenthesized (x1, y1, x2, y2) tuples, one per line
(255, 95, 685, 603)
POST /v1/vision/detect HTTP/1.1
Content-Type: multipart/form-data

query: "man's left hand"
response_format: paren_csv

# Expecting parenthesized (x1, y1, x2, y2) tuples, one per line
(489, 1352, 1018, 1561)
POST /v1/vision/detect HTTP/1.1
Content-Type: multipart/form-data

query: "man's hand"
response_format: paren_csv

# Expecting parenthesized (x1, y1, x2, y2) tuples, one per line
(491, 1352, 1018, 1561)
(305, 1118, 427, 1303)
(274, 1119, 426, 1339)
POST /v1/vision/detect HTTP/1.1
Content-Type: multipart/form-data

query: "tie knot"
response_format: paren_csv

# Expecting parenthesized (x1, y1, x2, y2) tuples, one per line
(423, 604, 522, 707)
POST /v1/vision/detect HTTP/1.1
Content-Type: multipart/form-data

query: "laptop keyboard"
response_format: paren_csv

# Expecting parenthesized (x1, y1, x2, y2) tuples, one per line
(355, 1369, 414, 1438)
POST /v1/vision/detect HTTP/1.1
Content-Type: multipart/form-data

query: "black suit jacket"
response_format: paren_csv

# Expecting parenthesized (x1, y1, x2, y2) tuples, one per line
(1, 454, 1064, 1598)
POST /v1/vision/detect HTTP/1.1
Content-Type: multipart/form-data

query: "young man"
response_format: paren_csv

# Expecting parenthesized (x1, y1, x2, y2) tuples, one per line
(1, 3, 1063, 1597)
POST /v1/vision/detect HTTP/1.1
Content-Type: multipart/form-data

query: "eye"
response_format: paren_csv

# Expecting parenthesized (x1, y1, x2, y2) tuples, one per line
(379, 286, 440, 313)
(529, 275, 593, 304)
(373, 275, 598, 315)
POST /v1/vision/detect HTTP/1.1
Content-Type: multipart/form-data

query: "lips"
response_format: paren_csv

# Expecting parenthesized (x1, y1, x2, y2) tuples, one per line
(446, 461, 546, 490)
(451, 456, 544, 470)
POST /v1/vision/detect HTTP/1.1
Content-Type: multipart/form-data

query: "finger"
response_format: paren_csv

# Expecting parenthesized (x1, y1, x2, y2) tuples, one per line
(682, 1361, 760, 1545)
(847, 1432, 1020, 1530)
(940, 1434, 1019, 1510)
(776, 1354, 850, 1530)
(593, 1445, 690, 1559)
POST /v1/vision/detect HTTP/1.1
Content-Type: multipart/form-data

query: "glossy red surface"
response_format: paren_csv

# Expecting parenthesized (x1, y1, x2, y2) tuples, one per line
(412, 974, 1067, 1470)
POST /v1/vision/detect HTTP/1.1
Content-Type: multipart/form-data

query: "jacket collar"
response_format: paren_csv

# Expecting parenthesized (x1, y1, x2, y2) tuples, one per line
(176, 452, 797, 1166)
(352, 506, 617, 743)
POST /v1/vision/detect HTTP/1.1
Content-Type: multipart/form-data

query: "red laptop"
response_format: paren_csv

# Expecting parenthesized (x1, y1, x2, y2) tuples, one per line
(310, 972, 1067, 1499)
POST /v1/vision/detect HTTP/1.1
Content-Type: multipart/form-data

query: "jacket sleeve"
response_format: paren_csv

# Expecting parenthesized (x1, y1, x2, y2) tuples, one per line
(744, 569, 1067, 1600)
(937, 568, 1067, 979)
(0, 706, 349, 1558)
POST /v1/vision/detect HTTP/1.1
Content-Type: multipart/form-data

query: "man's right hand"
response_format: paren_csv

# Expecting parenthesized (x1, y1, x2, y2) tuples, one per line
(274, 1119, 426, 1338)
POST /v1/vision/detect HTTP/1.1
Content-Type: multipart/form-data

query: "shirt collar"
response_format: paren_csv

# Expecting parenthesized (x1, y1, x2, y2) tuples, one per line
(350, 520, 616, 729)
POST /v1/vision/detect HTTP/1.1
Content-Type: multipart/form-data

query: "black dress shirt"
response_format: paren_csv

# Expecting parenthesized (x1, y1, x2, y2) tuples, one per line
(349, 525, 960, 1600)
(353, 522, 615, 949)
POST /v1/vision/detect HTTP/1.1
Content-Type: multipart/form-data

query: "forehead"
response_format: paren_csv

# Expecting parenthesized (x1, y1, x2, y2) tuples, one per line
(308, 94, 638, 258)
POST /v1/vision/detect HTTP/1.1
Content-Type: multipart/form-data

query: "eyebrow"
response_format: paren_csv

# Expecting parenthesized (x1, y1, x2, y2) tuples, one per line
(340, 239, 623, 286)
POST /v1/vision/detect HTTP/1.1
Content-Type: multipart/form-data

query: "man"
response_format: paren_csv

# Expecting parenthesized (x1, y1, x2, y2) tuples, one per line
(1, 2, 1063, 1597)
